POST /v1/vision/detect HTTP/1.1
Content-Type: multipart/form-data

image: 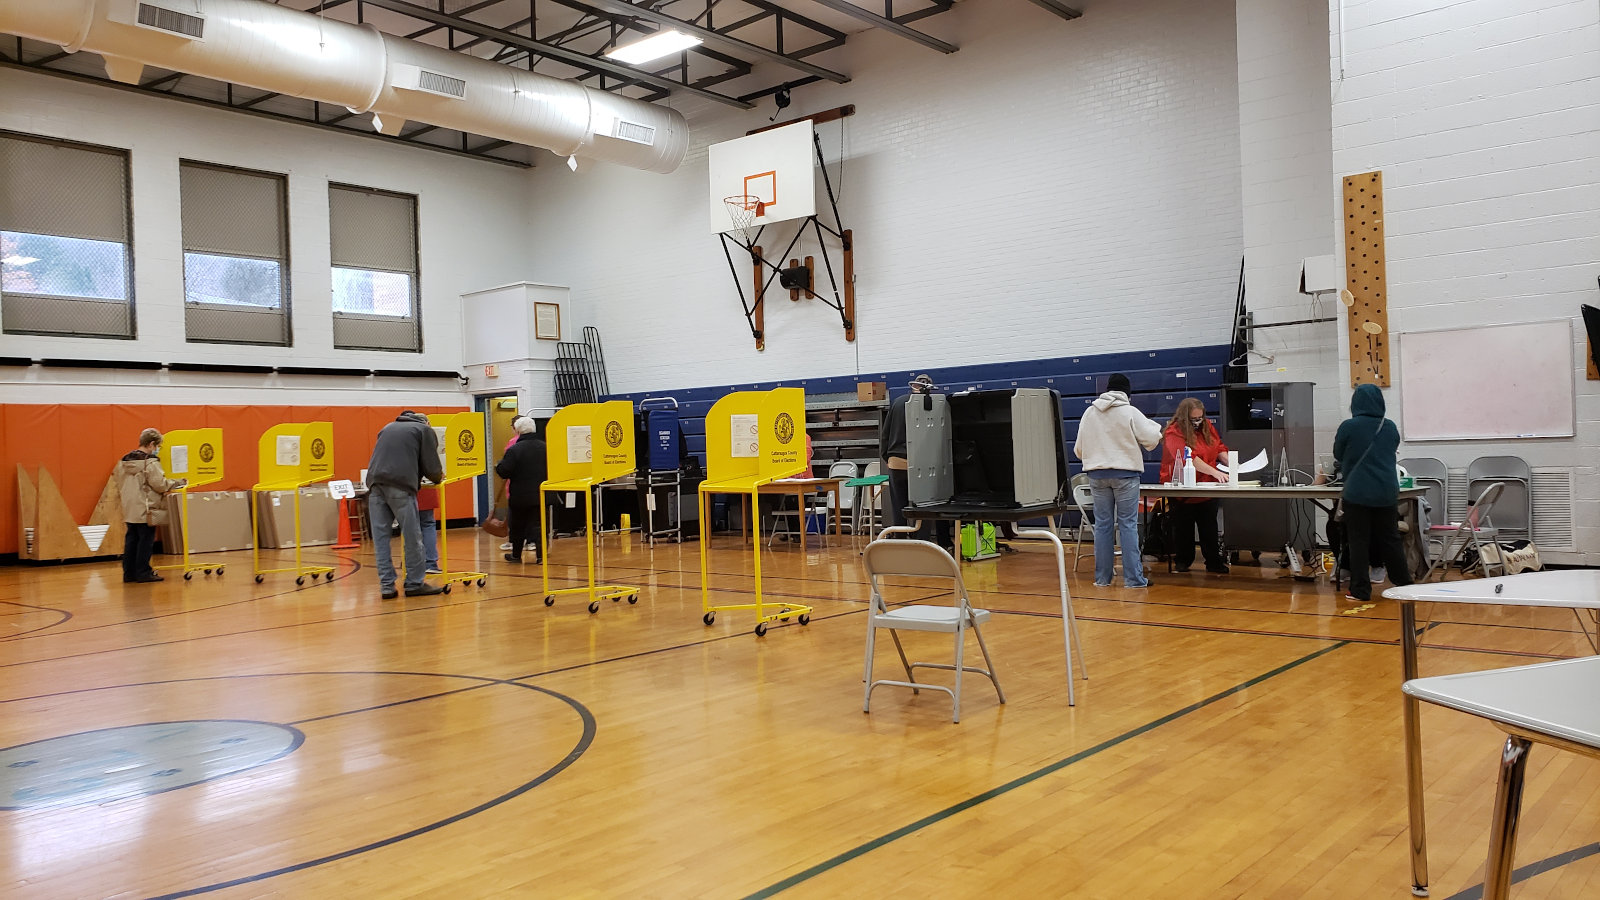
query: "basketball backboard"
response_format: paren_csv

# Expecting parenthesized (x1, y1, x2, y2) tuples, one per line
(708, 121, 816, 235)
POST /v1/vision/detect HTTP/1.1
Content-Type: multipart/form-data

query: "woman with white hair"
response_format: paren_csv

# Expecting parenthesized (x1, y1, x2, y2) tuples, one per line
(119, 427, 186, 583)
(493, 416, 548, 564)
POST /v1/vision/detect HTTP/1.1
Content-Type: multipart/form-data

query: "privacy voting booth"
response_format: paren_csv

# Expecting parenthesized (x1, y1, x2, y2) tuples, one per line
(540, 401, 640, 613)
(156, 427, 225, 580)
(251, 422, 336, 585)
(697, 387, 810, 636)
(429, 411, 488, 590)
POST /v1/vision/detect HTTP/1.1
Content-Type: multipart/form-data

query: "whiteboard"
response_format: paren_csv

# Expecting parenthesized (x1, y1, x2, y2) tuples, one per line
(1398, 319, 1574, 441)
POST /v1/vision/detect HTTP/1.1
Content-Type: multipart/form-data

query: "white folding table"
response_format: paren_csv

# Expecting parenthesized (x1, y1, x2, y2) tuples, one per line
(1384, 571, 1600, 896)
(1404, 656, 1600, 900)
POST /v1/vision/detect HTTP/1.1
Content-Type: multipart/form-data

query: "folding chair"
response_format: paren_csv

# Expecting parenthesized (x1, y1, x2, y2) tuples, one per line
(1467, 456, 1532, 543)
(861, 537, 1004, 723)
(1070, 473, 1116, 573)
(816, 460, 858, 533)
(1424, 482, 1505, 581)
(848, 460, 888, 539)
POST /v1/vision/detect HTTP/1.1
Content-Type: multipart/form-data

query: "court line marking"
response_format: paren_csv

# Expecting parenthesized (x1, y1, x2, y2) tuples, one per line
(741, 640, 1354, 899)
(1443, 841, 1600, 900)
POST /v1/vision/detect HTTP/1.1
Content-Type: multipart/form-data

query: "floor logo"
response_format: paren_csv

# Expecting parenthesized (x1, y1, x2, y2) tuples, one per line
(605, 421, 624, 448)
(774, 412, 795, 444)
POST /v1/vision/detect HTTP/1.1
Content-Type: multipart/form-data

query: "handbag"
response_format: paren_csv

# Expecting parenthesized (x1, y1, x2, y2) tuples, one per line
(146, 507, 170, 527)
(481, 508, 510, 538)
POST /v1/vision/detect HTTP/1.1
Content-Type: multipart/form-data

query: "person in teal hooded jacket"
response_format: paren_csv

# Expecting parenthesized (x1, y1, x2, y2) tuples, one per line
(1333, 383, 1414, 602)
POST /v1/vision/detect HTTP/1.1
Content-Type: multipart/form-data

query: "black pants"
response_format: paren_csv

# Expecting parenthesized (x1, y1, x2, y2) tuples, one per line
(1343, 502, 1414, 602)
(122, 522, 156, 580)
(1169, 499, 1225, 570)
(507, 500, 542, 558)
(884, 462, 951, 548)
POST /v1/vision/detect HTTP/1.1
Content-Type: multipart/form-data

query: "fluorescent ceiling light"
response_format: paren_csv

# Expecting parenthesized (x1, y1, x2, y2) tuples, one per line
(2, 255, 39, 266)
(605, 30, 703, 65)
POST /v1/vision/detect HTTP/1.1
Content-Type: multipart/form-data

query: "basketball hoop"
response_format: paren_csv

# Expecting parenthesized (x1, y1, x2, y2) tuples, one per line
(723, 194, 765, 247)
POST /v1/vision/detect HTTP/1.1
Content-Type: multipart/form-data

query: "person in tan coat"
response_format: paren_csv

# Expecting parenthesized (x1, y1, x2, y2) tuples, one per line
(119, 427, 185, 583)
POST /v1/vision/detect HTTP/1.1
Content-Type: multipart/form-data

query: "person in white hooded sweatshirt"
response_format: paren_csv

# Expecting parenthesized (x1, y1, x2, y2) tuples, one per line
(1072, 373, 1163, 587)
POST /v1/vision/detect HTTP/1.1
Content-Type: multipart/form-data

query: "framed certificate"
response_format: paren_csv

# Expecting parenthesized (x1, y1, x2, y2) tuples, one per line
(534, 302, 561, 341)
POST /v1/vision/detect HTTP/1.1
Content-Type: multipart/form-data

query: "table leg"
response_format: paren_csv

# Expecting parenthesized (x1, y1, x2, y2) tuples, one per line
(1402, 599, 1430, 896)
(799, 487, 809, 553)
(833, 485, 842, 537)
(1484, 736, 1532, 900)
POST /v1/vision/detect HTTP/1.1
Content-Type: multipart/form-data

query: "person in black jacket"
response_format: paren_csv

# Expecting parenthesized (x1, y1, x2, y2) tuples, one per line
(366, 411, 446, 599)
(495, 416, 548, 563)
(1333, 383, 1414, 602)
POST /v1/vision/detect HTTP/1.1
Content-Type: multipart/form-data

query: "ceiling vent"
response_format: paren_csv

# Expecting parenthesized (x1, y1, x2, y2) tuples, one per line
(392, 64, 466, 99)
(613, 119, 656, 146)
(125, 2, 205, 39)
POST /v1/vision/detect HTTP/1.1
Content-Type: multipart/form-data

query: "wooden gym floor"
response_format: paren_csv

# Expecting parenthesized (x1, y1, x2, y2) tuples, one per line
(3, 529, 1598, 899)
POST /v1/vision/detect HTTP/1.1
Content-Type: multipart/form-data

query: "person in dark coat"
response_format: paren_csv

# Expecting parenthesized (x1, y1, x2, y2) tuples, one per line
(495, 417, 548, 563)
(366, 410, 445, 599)
(1333, 383, 1415, 602)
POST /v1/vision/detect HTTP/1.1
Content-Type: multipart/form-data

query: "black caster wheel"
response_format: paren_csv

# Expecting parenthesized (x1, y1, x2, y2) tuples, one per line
(702, 611, 715, 625)
(325, 571, 335, 581)
(216, 568, 225, 576)
(754, 622, 768, 637)
(627, 594, 638, 605)
(254, 574, 264, 584)
(203, 568, 212, 575)
(477, 578, 486, 587)
(544, 595, 555, 607)
(588, 601, 600, 614)
(612, 595, 622, 603)
(443, 584, 452, 594)
(183, 572, 193, 581)
(798, 614, 811, 625)
(295, 576, 305, 586)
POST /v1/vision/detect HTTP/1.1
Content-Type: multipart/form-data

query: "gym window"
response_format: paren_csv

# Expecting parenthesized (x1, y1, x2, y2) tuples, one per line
(328, 183, 420, 352)
(0, 132, 133, 338)
(181, 161, 290, 345)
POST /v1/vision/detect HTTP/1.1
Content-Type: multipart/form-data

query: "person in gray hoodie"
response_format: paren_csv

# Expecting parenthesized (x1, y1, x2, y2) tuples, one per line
(1333, 383, 1414, 602)
(1072, 373, 1163, 587)
(366, 410, 446, 599)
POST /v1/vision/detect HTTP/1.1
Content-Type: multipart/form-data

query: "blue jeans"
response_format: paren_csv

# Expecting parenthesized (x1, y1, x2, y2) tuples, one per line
(368, 484, 425, 591)
(419, 509, 439, 569)
(1091, 475, 1145, 587)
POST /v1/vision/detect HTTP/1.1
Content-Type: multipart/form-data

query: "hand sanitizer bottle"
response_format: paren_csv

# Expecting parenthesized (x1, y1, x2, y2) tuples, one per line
(1182, 447, 1197, 487)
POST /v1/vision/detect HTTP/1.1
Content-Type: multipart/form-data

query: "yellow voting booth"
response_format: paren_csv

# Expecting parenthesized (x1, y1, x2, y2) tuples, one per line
(697, 387, 810, 636)
(540, 401, 640, 614)
(251, 421, 337, 585)
(156, 427, 225, 580)
(429, 411, 488, 590)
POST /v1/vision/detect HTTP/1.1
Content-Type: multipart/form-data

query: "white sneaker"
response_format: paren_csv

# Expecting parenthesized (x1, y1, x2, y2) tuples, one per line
(500, 542, 513, 551)
(1370, 566, 1387, 585)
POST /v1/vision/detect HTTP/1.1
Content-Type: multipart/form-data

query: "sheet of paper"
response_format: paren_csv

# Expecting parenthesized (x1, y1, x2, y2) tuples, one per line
(1216, 449, 1268, 474)
(276, 435, 301, 467)
(730, 414, 759, 458)
(568, 425, 593, 464)
(170, 445, 189, 475)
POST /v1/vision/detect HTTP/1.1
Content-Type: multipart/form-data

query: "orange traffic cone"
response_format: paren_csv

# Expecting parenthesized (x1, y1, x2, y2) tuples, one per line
(333, 497, 360, 549)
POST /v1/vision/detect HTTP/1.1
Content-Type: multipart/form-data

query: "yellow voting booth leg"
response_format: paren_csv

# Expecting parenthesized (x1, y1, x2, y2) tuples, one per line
(539, 485, 639, 614)
(436, 480, 486, 589)
(696, 484, 813, 637)
(155, 489, 227, 580)
(249, 487, 336, 585)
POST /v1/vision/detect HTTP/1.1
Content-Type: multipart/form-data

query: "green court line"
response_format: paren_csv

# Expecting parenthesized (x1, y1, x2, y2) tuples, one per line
(742, 639, 1353, 899)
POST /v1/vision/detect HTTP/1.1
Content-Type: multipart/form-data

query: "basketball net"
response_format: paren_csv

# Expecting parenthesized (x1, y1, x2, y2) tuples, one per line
(723, 194, 765, 249)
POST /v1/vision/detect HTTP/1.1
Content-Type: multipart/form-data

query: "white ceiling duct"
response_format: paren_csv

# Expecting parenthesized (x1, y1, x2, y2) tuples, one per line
(0, 0, 689, 173)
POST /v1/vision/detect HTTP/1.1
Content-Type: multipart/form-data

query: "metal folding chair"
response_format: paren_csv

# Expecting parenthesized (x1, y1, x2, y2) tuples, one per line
(1467, 456, 1532, 543)
(861, 537, 1004, 723)
(1424, 482, 1505, 581)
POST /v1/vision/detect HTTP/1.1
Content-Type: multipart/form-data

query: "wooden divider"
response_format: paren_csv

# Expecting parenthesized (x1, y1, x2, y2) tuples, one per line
(1343, 170, 1391, 387)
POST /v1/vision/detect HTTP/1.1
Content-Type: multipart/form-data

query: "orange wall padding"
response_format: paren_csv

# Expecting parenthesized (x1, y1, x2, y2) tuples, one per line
(2, 404, 475, 555)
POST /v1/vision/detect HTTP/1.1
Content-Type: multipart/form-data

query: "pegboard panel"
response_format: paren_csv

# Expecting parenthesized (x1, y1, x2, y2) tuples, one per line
(1343, 170, 1390, 387)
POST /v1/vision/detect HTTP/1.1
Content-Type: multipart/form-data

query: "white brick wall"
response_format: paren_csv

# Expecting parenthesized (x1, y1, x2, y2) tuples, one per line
(1234, 0, 1340, 443)
(1328, 0, 1600, 561)
(527, 0, 1246, 393)
(0, 66, 533, 406)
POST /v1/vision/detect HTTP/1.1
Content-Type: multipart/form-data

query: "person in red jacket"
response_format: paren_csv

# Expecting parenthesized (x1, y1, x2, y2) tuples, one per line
(1158, 397, 1230, 574)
